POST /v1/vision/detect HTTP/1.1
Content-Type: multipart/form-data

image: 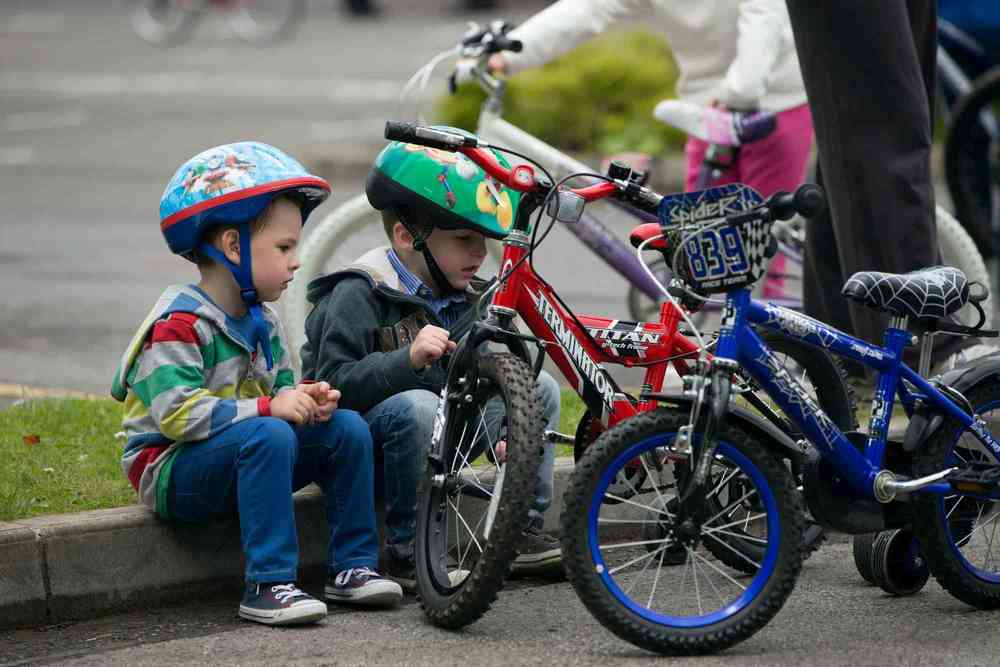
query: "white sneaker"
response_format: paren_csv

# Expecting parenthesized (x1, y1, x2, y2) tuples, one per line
(325, 567, 403, 607)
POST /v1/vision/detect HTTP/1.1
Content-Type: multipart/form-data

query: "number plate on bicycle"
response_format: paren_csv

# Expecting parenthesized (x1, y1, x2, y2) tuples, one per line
(658, 184, 769, 294)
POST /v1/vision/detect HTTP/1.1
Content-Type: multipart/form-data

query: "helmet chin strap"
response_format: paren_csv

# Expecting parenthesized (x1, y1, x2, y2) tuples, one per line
(197, 221, 275, 370)
(403, 221, 457, 296)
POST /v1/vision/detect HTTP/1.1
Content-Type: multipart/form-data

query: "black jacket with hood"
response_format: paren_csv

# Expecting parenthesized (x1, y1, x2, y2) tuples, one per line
(301, 246, 482, 413)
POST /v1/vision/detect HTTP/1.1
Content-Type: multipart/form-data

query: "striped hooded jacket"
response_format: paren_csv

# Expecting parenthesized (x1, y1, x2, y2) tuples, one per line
(111, 284, 296, 517)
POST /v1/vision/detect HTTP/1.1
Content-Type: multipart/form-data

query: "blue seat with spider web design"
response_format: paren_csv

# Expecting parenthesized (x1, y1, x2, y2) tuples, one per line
(841, 266, 970, 320)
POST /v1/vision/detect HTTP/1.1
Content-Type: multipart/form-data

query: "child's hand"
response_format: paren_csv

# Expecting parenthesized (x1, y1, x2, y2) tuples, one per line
(270, 390, 320, 426)
(409, 325, 457, 369)
(297, 381, 341, 422)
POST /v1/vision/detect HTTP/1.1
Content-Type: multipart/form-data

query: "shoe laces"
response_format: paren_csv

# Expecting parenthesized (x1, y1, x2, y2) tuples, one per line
(334, 566, 378, 586)
(268, 583, 308, 603)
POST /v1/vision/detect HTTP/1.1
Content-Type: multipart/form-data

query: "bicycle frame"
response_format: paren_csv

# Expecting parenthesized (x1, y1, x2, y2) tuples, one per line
(476, 101, 664, 299)
(720, 287, 1000, 501)
(486, 225, 699, 427)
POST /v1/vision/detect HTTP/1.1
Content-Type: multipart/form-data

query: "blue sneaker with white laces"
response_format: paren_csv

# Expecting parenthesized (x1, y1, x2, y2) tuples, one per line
(324, 567, 403, 607)
(238, 582, 327, 626)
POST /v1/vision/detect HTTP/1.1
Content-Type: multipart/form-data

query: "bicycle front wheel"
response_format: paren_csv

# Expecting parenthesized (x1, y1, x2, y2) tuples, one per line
(562, 407, 803, 655)
(415, 353, 544, 629)
(132, 0, 199, 45)
(911, 379, 1000, 609)
(229, 0, 306, 43)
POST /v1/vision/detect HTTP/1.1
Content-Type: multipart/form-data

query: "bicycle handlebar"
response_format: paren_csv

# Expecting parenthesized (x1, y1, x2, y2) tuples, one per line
(383, 121, 663, 212)
(726, 184, 826, 227)
(460, 21, 523, 54)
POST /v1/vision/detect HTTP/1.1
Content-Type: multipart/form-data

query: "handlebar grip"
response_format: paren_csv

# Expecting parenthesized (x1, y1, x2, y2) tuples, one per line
(384, 122, 475, 151)
(792, 183, 825, 218)
(767, 184, 826, 221)
(493, 36, 523, 53)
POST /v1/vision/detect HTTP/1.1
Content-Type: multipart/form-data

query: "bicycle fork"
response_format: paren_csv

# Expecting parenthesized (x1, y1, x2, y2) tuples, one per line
(676, 358, 734, 514)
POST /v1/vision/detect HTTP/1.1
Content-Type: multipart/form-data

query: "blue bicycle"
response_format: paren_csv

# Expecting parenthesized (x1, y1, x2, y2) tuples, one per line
(562, 182, 1000, 655)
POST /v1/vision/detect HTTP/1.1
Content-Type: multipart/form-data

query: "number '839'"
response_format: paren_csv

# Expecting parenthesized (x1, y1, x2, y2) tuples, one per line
(685, 227, 750, 281)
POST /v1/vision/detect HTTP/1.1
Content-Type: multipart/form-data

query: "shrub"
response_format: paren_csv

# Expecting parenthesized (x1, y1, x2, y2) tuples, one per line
(436, 29, 685, 156)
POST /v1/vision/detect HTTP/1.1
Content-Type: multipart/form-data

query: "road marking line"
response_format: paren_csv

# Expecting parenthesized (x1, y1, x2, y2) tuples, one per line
(0, 71, 404, 104)
(6, 12, 65, 34)
(2, 109, 87, 132)
(0, 146, 34, 165)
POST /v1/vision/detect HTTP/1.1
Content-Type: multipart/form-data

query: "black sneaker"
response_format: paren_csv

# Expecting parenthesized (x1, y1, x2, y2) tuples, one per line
(511, 526, 563, 576)
(238, 582, 327, 626)
(325, 567, 403, 607)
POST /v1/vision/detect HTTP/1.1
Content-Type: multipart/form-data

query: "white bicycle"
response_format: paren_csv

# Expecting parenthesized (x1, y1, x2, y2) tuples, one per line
(284, 21, 991, 370)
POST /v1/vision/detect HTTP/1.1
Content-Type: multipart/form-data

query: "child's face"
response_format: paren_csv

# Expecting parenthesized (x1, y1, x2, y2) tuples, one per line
(424, 227, 488, 291)
(251, 198, 302, 302)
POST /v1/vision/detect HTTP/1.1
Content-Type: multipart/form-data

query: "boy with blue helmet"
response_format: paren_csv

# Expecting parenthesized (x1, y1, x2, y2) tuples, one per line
(300, 135, 562, 591)
(112, 142, 402, 626)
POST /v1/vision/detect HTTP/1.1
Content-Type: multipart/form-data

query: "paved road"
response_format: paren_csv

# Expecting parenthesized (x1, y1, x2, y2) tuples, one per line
(0, 0, 665, 396)
(4, 541, 1000, 666)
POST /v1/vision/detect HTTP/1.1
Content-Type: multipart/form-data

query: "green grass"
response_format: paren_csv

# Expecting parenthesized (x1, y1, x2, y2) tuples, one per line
(0, 398, 133, 522)
(1, 391, 592, 522)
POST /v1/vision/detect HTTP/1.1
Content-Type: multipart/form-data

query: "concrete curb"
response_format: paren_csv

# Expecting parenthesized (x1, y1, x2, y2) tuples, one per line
(0, 459, 576, 630)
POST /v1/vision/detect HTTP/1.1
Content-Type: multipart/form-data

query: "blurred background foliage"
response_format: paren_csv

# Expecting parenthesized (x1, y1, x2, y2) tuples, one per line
(437, 30, 686, 157)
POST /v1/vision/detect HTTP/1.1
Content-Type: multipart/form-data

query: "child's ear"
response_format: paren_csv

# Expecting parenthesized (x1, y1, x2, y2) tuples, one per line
(393, 222, 415, 251)
(220, 228, 241, 264)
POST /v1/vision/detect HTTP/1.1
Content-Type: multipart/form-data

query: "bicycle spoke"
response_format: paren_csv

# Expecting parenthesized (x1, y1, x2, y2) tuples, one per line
(700, 528, 764, 571)
(690, 548, 749, 591)
(644, 546, 670, 609)
(608, 542, 678, 576)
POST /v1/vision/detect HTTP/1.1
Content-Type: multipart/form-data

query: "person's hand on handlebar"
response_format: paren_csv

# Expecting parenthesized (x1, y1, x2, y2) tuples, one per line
(487, 52, 509, 75)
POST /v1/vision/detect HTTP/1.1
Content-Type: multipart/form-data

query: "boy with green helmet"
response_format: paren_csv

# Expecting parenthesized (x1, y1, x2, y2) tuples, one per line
(301, 133, 562, 590)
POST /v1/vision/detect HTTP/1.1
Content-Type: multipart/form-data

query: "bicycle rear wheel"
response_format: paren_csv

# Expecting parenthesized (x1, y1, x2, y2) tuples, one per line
(944, 67, 1000, 260)
(910, 379, 1000, 609)
(132, 0, 199, 45)
(562, 407, 803, 655)
(415, 353, 544, 629)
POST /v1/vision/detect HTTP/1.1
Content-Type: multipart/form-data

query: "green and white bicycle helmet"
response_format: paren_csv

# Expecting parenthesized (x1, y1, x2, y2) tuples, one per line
(366, 129, 521, 294)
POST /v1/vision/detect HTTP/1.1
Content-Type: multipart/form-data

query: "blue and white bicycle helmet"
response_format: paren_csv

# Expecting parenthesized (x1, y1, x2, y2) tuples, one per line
(159, 141, 331, 368)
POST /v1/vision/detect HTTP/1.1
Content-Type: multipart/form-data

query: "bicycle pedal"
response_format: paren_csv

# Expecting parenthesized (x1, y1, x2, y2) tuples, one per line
(948, 463, 1000, 494)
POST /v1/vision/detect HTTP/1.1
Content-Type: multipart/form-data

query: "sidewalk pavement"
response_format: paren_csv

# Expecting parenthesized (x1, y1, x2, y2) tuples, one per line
(0, 459, 576, 631)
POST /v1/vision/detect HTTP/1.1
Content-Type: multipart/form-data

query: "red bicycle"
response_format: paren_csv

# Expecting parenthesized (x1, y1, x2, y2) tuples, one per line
(390, 123, 853, 628)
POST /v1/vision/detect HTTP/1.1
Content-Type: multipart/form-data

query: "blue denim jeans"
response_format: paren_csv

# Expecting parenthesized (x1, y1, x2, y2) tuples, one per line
(365, 370, 560, 562)
(166, 411, 378, 584)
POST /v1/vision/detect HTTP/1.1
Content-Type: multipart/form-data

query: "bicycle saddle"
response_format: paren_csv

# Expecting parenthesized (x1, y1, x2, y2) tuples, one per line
(629, 223, 668, 251)
(841, 266, 970, 320)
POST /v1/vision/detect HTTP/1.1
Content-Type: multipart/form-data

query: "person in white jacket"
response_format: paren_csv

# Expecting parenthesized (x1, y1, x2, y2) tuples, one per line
(489, 0, 813, 200)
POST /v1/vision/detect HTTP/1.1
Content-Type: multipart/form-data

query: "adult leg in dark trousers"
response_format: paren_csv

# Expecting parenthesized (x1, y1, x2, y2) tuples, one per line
(787, 0, 972, 367)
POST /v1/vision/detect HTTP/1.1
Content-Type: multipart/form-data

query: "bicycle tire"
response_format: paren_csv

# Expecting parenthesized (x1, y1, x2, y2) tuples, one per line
(283, 193, 378, 370)
(229, 0, 306, 43)
(937, 205, 994, 329)
(132, 0, 199, 45)
(562, 407, 804, 655)
(944, 66, 1000, 260)
(910, 379, 1000, 609)
(415, 353, 544, 629)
